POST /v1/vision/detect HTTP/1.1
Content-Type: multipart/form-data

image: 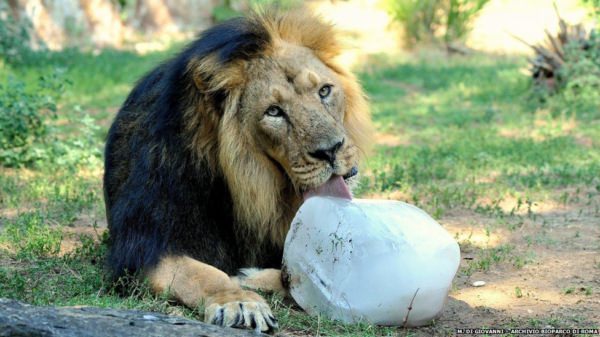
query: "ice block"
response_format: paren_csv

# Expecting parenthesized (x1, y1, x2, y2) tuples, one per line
(282, 197, 460, 327)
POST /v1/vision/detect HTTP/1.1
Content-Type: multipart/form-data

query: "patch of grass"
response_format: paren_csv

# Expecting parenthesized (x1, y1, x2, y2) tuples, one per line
(514, 287, 523, 298)
(0, 167, 104, 222)
(1, 211, 63, 258)
(462, 244, 514, 275)
(0, 231, 196, 317)
(527, 316, 562, 328)
(356, 54, 599, 219)
(461, 243, 532, 276)
(563, 286, 594, 296)
(0, 223, 100, 300)
(2, 47, 175, 110)
(270, 294, 401, 337)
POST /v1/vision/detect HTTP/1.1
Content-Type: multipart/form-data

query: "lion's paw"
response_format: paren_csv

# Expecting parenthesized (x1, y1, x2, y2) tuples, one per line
(205, 300, 278, 332)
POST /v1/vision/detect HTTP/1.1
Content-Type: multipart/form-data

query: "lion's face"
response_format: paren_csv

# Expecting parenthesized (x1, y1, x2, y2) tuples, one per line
(237, 43, 358, 193)
(207, 11, 372, 244)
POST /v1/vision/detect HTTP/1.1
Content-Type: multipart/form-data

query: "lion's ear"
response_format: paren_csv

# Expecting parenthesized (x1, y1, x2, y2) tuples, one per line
(189, 56, 247, 93)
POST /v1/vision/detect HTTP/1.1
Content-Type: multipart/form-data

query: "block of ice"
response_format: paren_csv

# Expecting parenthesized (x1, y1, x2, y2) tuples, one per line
(282, 197, 460, 327)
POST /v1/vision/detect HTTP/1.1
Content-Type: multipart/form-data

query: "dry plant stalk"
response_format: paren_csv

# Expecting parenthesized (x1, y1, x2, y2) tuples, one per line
(512, 2, 594, 91)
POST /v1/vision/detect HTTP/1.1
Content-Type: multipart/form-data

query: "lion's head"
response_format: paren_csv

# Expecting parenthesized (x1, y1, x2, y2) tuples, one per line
(182, 10, 373, 248)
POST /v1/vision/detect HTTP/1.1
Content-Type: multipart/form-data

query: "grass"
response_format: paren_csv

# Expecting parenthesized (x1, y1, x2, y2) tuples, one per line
(356, 55, 599, 209)
(1, 45, 599, 335)
(3, 48, 174, 109)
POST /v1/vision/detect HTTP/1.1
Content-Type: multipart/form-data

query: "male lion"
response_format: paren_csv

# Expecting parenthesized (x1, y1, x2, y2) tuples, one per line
(103, 9, 372, 332)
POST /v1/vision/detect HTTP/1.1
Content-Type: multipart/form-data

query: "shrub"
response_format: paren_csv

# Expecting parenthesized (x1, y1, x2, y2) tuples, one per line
(527, 10, 600, 118)
(0, 69, 69, 167)
(51, 111, 104, 168)
(247, 0, 303, 10)
(212, 0, 303, 22)
(384, 0, 442, 47)
(580, 0, 600, 19)
(383, 0, 490, 48)
(549, 31, 600, 117)
(444, 0, 490, 44)
(212, 0, 242, 22)
(0, 2, 34, 64)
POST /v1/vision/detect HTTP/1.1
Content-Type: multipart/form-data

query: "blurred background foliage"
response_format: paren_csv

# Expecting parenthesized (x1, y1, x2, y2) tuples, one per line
(383, 0, 491, 47)
(212, 0, 307, 22)
(580, 0, 600, 17)
(538, 29, 600, 117)
(523, 3, 599, 118)
(0, 2, 37, 65)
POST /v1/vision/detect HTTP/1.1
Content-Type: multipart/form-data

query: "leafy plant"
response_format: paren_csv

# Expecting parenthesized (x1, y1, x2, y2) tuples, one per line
(0, 2, 34, 64)
(213, 0, 303, 22)
(444, 0, 490, 44)
(384, 0, 442, 47)
(0, 69, 69, 167)
(1, 211, 63, 259)
(51, 113, 104, 168)
(383, 0, 489, 48)
(554, 31, 600, 115)
(248, 0, 303, 10)
(580, 0, 600, 19)
(212, 0, 242, 23)
(524, 6, 600, 117)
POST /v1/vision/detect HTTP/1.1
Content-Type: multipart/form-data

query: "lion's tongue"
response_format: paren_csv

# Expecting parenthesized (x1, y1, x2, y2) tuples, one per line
(303, 175, 352, 201)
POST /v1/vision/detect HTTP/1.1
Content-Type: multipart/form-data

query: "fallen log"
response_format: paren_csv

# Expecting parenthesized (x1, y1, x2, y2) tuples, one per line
(0, 298, 270, 337)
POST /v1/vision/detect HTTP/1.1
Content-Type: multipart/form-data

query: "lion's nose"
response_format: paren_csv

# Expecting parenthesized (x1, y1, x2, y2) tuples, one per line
(309, 139, 344, 166)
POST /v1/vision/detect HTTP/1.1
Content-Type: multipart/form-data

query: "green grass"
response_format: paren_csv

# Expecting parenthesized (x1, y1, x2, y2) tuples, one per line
(2, 48, 174, 109)
(356, 54, 600, 216)
(1, 46, 599, 335)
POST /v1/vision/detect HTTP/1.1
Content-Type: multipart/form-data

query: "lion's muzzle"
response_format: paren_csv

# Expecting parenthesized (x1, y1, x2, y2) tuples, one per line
(308, 138, 344, 167)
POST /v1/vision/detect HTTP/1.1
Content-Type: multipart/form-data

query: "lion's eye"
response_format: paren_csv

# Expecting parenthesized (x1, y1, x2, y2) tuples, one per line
(318, 84, 332, 99)
(265, 105, 285, 117)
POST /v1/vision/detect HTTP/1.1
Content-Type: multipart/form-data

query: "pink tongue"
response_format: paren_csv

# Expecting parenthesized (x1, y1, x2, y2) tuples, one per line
(303, 175, 352, 201)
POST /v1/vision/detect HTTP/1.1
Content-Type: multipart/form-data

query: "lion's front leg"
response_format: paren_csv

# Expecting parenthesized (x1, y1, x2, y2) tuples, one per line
(147, 255, 278, 332)
(231, 268, 288, 297)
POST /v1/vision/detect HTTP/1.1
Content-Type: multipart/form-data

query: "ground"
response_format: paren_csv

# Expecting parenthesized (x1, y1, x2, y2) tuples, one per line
(1, 4, 600, 336)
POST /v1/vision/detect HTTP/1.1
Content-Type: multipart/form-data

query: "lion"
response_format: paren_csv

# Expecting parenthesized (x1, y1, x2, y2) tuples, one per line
(103, 9, 372, 332)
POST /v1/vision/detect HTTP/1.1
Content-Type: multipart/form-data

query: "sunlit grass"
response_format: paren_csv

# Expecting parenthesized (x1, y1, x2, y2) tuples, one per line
(2, 48, 175, 109)
(356, 54, 600, 218)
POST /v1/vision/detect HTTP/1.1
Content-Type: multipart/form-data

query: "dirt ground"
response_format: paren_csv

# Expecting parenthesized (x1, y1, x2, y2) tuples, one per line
(441, 201, 599, 331)
(451, 197, 599, 325)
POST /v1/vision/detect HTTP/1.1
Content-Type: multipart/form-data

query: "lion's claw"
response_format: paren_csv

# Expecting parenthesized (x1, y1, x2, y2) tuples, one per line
(205, 301, 278, 332)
